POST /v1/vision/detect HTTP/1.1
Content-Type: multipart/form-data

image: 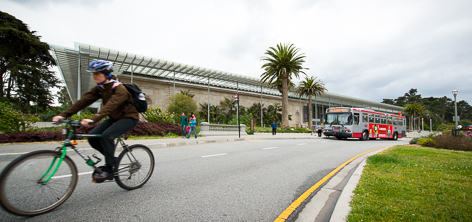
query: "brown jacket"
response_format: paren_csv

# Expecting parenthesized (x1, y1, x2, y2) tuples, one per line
(59, 82, 139, 123)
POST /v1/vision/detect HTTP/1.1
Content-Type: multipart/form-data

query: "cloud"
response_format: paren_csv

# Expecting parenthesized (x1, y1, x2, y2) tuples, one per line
(2, 0, 472, 104)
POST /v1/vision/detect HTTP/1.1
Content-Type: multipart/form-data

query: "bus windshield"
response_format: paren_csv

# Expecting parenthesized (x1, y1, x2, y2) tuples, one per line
(327, 113, 352, 125)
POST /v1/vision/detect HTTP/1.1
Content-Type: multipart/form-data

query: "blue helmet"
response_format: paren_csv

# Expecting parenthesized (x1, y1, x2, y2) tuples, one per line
(86, 60, 114, 74)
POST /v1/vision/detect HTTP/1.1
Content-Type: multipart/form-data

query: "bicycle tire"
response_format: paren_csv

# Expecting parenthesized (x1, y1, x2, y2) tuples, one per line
(115, 145, 154, 190)
(0, 150, 78, 216)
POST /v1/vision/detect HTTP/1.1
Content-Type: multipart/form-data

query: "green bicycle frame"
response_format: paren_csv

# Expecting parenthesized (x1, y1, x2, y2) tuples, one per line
(39, 124, 102, 184)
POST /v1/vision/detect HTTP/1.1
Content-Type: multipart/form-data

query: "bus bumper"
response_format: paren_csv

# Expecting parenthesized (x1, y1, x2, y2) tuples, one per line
(323, 131, 352, 138)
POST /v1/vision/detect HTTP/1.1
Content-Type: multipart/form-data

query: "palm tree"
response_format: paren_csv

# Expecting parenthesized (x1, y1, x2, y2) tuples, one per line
(260, 43, 308, 130)
(295, 76, 327, 128)
(269, 78, 296, 94)
(403, 103, 424, 131)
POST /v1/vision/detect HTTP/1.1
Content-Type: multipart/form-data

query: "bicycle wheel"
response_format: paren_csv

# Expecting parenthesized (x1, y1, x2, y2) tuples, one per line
(0, 150, 78, 216)
(115, 145, 154, 190)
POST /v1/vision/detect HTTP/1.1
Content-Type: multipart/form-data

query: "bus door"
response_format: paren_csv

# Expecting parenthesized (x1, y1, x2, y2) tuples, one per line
(352, 112, 363, 138)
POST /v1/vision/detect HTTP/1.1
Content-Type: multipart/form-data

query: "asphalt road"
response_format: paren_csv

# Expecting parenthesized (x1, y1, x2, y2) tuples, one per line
(0, 137, 408, 221)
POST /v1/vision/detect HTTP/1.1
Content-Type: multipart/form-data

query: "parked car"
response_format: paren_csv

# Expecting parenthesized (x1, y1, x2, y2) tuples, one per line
(467, 124, 472, 130)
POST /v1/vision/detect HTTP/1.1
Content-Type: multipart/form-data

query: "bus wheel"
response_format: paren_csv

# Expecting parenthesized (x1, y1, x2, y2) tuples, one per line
(393, 132, 398, 140)
(336, 136, 342, 140)
(361, 131, 368, 141)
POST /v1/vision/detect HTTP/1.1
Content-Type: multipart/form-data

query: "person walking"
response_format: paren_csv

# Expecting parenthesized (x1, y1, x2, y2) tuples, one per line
(311, 124, 316, 136)
(180, 112, 188, 139)
(187, 113, 197, 139)
(318, 123, 323, 137)
(271, 121, 277, 135)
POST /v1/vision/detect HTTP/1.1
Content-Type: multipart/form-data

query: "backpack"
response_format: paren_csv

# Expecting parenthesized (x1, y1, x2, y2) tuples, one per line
(96, 82, 148, 113)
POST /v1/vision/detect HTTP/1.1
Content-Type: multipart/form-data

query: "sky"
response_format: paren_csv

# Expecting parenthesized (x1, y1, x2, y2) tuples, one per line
(3, 0, 472, 104)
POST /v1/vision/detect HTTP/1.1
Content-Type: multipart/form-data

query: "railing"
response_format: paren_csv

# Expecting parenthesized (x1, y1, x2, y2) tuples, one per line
(200, 122, 247, 136)
(452, 129, 472, 137)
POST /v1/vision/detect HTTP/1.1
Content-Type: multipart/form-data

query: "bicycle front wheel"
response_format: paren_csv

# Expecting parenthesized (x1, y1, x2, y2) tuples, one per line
(115, 145, 154, 190)
(0, 150, 78, 216)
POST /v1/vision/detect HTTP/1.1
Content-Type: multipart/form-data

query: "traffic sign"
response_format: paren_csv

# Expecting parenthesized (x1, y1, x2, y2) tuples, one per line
(234, 94, 238, 100)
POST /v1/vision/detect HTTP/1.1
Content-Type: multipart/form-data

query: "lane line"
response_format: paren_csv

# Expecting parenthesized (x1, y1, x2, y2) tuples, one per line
(297, 143, 307, 146)
(247, 138, 265, 142)
(273, 146, 390, 222)
(201, 153, 228, 158)
(262, 147, 278, 150)
(51, 171, 94, 179)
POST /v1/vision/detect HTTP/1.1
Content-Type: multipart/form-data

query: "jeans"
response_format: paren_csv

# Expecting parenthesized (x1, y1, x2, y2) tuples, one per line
(187, 126, 197, 138)
(272, 128, 276, 135)
(181, 125, 187, 137)
(88, 118, 139, 174)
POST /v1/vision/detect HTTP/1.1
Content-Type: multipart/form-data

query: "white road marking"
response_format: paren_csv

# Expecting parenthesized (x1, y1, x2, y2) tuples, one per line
(51, 171, 93, 179)
(262, 147, 278, 150)
(201, 153, 228, 158)
(297, 143, 307, 145)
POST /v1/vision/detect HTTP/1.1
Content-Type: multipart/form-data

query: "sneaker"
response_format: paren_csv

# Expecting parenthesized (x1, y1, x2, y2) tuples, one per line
(93, 171, 114, 183)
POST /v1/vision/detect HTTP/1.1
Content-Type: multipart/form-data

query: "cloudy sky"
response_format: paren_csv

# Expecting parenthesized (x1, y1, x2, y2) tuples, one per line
(3, 0, 472, 104)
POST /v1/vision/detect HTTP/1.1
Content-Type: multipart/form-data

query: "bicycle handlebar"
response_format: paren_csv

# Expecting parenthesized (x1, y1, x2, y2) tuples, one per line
(54, 119, 95, 127)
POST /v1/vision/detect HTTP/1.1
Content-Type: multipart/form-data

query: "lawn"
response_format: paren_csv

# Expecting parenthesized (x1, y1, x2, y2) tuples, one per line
(347, 145, 472, 222)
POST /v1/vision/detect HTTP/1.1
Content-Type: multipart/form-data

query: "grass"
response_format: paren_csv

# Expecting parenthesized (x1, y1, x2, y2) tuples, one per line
(347, 145, 472, 222)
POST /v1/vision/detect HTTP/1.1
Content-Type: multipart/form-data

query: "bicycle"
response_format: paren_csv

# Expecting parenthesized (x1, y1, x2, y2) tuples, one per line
(0, 119, 155, 216)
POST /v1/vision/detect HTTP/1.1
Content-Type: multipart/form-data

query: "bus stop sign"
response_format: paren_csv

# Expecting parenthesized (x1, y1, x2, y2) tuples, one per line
(234, 94, 238, 101)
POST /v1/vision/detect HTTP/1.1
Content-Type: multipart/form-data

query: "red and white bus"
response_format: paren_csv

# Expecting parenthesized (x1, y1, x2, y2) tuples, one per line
(323, 107, 406, 140)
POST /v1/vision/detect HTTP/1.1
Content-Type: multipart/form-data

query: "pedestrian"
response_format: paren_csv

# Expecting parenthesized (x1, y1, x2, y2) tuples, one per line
(318, 123, 323, 137)
(187, 113, 197, 139)
(271, 121, 277, 135)
(311, 124, 316, 136)
(180, 112, 188, 139)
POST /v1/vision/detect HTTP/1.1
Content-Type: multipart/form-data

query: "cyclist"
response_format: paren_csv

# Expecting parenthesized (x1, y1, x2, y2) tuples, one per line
(52, 60, 139, 182)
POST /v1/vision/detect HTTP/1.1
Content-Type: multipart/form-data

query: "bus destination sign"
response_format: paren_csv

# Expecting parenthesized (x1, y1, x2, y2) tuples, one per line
(328, 108, 351, 113)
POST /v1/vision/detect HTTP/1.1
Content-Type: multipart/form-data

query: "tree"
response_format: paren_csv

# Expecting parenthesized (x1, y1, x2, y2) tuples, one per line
(220, 96, 236, 122)
(57, 86, 72, 106)
(295, 76, 327, 128)
(269, 78, 296, 94)
(0, 11, 59, 111)
(260, 43, 308, 130)
(167, 93, 197, 123)
(179, 89, 195, 98)
(403, 103, 424, 131)
(264, 102, 282, 126)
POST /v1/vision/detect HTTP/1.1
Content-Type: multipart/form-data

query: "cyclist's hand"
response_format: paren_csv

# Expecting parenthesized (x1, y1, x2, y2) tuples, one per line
(52, 116, 64, 122)
(81, 119, 93, 126)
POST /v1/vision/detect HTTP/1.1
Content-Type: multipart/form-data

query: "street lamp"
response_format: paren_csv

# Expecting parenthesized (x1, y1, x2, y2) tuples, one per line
(452, 89, 458, 129)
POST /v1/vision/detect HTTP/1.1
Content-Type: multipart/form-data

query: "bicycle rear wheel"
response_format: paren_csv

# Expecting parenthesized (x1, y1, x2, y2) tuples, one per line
(0, 150, 78, 216)
(115, 145, 154, 190)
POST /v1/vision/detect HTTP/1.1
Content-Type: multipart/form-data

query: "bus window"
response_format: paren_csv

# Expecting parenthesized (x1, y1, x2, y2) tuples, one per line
(381, 116, 386, 124)
(369, 114, 374, 123)
(387, 116, 392, 125)
(362, 113, 368, 123)
(393, 118, 399, 125)
(354, 113, 359, 125)
(375, 115, 380, 124)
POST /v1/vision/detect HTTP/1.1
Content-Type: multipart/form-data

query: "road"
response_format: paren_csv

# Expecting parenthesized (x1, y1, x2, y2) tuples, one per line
(0, 137, 408, 221)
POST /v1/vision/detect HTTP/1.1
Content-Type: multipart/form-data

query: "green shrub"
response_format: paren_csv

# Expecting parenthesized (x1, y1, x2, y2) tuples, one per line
(70, 110, 95, 120)
(418, 138, 436, 147)
(145, 106, 175, 123)
(0, 102, 40, 134)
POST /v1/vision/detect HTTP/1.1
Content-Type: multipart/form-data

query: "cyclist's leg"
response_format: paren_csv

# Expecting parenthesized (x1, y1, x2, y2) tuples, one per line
(88, 119, 114, 154)
(99, 118, 139, 174)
